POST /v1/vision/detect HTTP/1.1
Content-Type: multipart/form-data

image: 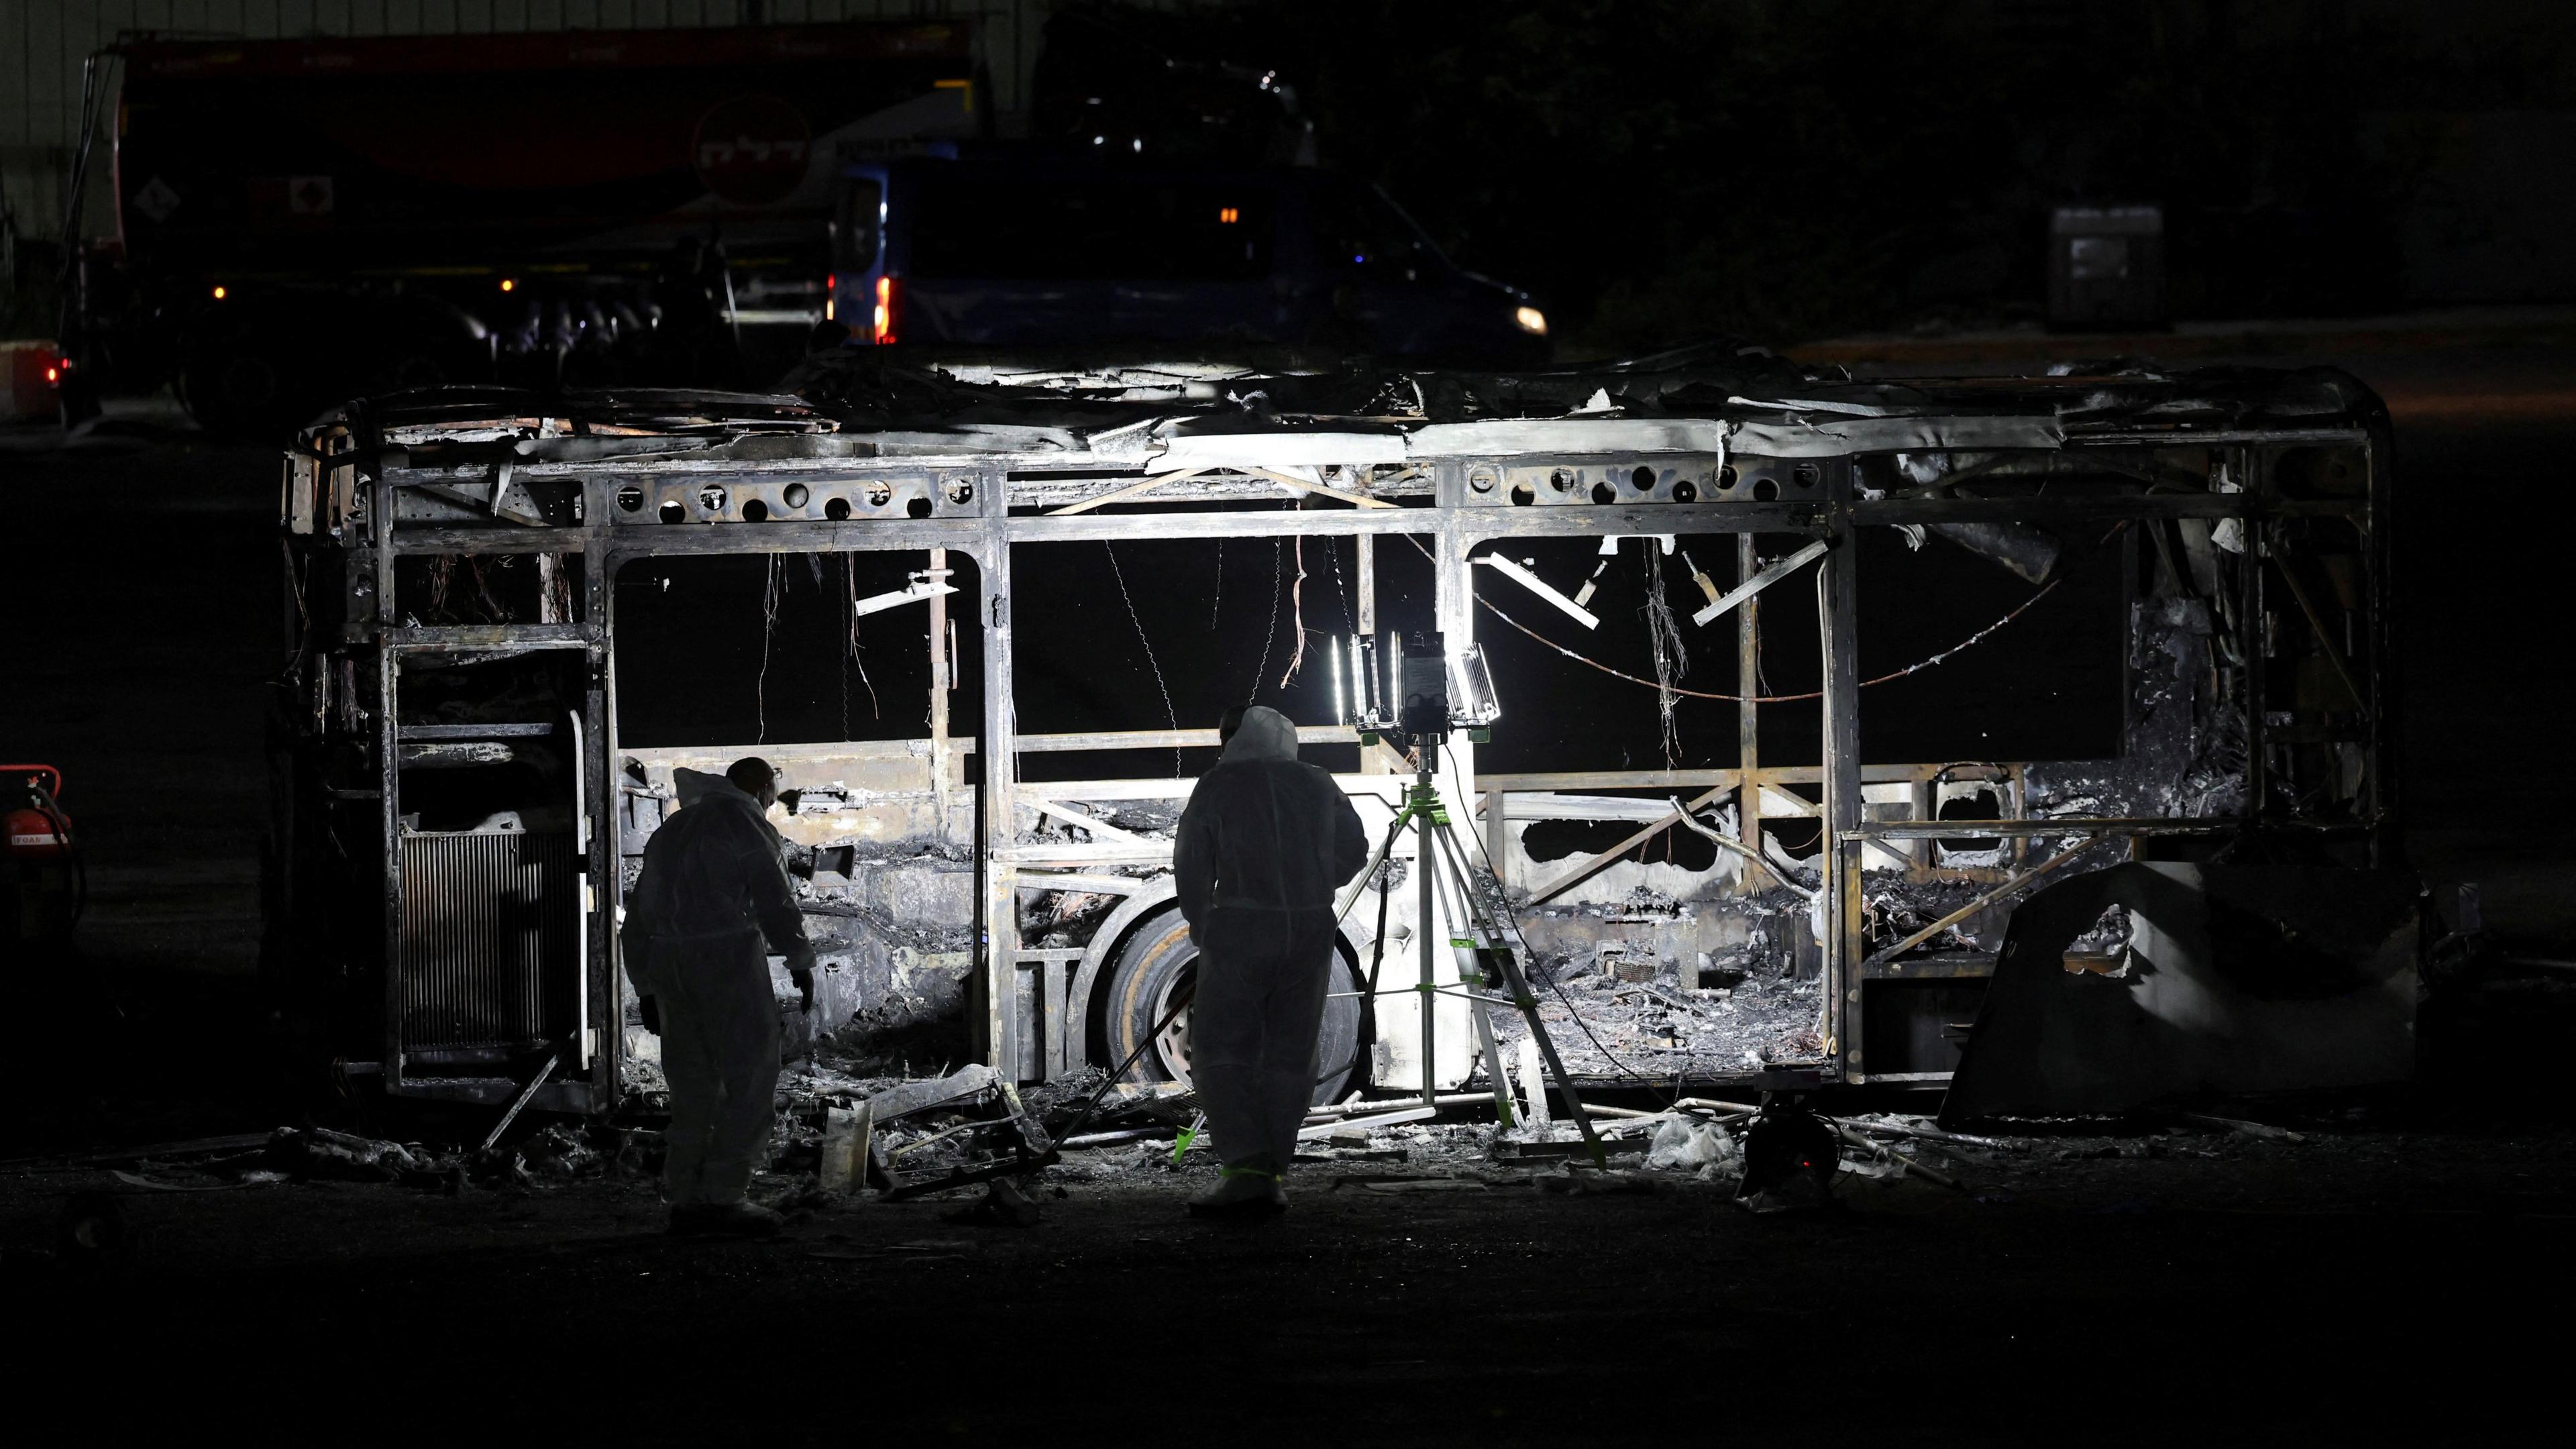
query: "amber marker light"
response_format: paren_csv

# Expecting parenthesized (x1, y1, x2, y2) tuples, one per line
(500, 278, 517, 292)
(872, 275, 898, 345)
(211, 284, 227, 300)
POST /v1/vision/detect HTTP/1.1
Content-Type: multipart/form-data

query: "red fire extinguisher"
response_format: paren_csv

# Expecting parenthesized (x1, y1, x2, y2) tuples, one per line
(5, 764, 83, 943)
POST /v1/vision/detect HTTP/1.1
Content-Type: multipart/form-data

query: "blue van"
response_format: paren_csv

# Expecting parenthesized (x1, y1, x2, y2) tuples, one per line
(828, 154, 1549, 364)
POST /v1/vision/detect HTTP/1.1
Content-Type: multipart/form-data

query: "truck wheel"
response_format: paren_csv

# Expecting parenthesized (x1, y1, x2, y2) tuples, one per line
(180, 321, 329, 441)
(180, 337, 290, 440)
(54, 368, 101, 429)
(1103, 907, 1361, 1106)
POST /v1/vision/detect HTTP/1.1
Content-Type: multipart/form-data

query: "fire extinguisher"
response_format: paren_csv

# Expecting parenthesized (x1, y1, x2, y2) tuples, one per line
(5, 764, 83, 943)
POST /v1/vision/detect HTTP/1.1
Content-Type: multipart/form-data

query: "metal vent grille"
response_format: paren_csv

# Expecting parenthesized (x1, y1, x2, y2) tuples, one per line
(399, 831, 575, 1051)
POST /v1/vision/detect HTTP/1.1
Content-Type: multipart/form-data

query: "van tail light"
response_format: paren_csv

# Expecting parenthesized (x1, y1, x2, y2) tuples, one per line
(824, 276, 836, 324)
(871, 275, 898, 345)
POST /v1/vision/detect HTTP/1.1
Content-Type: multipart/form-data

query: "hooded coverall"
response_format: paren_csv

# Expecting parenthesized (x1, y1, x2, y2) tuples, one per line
(623, 769, 816, 1208)
(1173, 707, 1369, 1175)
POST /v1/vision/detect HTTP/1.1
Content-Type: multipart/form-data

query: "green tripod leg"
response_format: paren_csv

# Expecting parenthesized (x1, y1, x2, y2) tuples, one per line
(1423, 824, 1519, 1130)
(1430, 820, 1607, 1169)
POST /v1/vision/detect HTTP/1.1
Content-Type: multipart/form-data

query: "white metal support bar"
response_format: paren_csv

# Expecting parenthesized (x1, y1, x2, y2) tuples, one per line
(1025, 798, 1155, 848)
(977, 509, 1020, 1075)
(1242, 465, 1399, 509)
(1044, 470, 1203, 517)
(1695, 537, 1829, 628)
(1472, 555, 1601, 629)
(568, 708, 589, 1071)
(1819, 495, 1864, 1074)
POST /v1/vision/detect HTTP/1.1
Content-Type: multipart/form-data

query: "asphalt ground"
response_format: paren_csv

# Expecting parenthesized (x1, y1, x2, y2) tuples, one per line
(5, 328, 2575, 1442)
(8, 1124, 2573, 1444)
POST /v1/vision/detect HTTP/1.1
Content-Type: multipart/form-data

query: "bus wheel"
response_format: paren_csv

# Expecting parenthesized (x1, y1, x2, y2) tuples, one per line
(1102, 906, 1362, 1106)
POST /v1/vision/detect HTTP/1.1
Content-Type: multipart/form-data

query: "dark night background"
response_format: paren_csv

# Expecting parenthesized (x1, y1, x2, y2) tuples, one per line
(1040, 0, 2576, 347)
(8, 2, 2576, 1442)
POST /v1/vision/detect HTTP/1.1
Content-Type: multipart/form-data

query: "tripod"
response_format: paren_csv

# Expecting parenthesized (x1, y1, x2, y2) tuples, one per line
(1344, 739, 1607, 1169)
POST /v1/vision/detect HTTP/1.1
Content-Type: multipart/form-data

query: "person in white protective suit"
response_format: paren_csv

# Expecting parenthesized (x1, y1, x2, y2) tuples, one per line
(623, 757, 817, 1237)
(1173, 705, 1368, 1218)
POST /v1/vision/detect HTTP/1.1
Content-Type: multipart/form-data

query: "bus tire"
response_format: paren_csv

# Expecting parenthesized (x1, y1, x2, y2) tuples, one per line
(1102, 906, 1361, 1106)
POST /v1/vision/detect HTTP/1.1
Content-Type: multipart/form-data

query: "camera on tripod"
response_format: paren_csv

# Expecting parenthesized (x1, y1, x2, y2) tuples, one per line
(1333, 630, 1501, 748)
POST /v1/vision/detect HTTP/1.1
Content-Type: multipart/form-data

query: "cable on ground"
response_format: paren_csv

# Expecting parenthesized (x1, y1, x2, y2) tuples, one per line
(1437, 753, 1680, 1107)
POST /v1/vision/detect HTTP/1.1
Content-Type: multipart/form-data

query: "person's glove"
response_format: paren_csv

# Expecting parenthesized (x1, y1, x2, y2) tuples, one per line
(787, 953, 816, 1013)
(638, 997, 661, 1036)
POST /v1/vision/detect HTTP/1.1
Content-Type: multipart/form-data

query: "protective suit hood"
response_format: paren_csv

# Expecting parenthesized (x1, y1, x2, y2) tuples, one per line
(674, 767, 757, 809)
(1218, 706, 1301, 764)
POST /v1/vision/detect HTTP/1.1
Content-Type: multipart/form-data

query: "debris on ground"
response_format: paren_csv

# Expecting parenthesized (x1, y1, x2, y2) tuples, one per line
(1538, 1168, 1666, 1195)
(25, 1024, 2343, 1219)
(1487, 947, 1831, 1080)
(1735, 1100, 1841, 1212)
(802, 1239, 973, 1264)
(938, 1178, 1044, 1227)
(0, 1133, 272, 1172)
(517, 1124, 604, 1179)
(1644, 1118, 1739, 1175)
(109, 1169, 261, 1193)
(2177, 1111, 2306, 1143)
(55, 1191, 129, 1274)
(843, 1064, 999, 1123)
(268, 1126, 439, 1183)
(1340, 1175, 1492, 1193)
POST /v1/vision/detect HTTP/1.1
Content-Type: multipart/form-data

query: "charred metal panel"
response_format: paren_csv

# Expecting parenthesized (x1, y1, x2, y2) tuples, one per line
(398, 830, 577, 1051)
(1941, 863, 2419, 1120)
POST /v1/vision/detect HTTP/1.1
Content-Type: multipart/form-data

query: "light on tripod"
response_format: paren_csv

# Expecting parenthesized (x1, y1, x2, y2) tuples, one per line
(1337, 632, 1502, 739)
(1346, 635, 1382, 733)
(1383, 631, 1399, 728)
(1398, 632, 1450, 736)
(1447, 642, 1501, 727)
(1339, 629, 1360, 727)
(1324, 631, 1593, 1158)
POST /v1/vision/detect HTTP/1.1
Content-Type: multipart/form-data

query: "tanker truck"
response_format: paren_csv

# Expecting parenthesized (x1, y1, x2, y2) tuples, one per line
(60, 19, 979, 437)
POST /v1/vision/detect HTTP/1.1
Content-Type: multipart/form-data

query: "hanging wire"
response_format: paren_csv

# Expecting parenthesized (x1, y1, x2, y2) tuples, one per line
(756, 553, 782, 743)
(1485, 568, 2061, 701)
(1640, 543, 1689, 767)
(843, 554, 879, 727)
(1252, 535, 1282, 699)
(1104, 541, 1183, 775)
(1368, 535, 2063, 1095)
(1436, 751, 1679, 1106)
(1277, 524, 1311, 692)
(1405, 533, 2059, 702)
(1326, 532, 1353, 632)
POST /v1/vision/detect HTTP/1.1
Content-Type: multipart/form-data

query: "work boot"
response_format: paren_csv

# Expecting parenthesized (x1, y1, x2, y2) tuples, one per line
(668, 1200, 785, 1238)
(1187, 1167, 1286, 1220)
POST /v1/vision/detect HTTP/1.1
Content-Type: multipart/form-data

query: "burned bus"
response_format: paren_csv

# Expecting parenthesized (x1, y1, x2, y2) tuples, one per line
(268, 352, 2406, 1119)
